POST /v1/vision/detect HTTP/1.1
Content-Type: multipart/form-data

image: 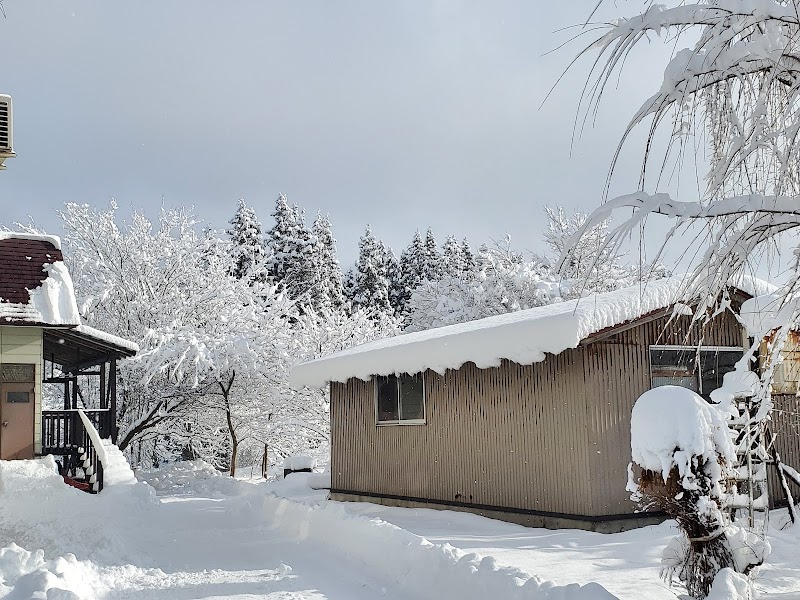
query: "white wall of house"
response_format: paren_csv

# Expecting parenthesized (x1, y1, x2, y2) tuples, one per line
(0, 326, 44, 454)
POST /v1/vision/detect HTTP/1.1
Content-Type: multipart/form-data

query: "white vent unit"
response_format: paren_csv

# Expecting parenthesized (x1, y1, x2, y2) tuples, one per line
(0, 94, 14, 170)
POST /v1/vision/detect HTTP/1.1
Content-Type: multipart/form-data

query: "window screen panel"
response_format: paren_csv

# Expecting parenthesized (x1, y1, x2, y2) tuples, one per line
(399, 374, 424, 421)
(376, 375, 399, 422)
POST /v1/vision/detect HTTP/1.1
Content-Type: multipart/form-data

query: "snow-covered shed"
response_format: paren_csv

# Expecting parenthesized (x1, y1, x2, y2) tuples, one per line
(291, 275, 800, 532)
(0, 233, 137, 469)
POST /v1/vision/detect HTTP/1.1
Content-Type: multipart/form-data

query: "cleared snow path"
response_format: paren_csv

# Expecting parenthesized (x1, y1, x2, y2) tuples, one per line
(0, 460, 616, 599)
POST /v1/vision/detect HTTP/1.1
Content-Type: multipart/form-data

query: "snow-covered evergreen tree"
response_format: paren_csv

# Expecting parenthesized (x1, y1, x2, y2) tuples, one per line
(265, 194, 317, 307)
(384, 246, 403, 316)
(342, 266, 357, 309)
(422, 227, 442, 281)
(461, 237, 476, 274)
(442, 234, 464, 277)
(396, 230, 426, 316)
(266, 193, 298, 284)
(227, 198, 267, 282)
(352, 226, 391, 316)
(312, 212, 345, 312)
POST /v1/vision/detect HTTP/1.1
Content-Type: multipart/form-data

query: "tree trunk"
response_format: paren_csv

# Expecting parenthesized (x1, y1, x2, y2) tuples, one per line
(221, 373, 238, 477)
(261, 443, 268, 479)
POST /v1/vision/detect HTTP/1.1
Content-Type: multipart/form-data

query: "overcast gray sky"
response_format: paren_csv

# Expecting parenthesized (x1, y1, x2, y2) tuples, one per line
(1, 1, 683, 266)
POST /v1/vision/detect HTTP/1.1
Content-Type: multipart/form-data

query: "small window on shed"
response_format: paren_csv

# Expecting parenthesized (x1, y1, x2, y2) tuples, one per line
(375, 373, 426, 425)
(650, 346, 744, 401)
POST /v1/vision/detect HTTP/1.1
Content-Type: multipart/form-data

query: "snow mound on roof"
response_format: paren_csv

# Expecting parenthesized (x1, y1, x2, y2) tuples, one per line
(0, 260, 82, 326)
(0, 232, 61, 249)
(291, 274, 773, 388)
(631, 386, 736, 487)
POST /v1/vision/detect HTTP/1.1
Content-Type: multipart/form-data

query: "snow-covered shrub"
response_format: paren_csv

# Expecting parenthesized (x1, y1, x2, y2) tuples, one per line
(628, 386, 754, 599)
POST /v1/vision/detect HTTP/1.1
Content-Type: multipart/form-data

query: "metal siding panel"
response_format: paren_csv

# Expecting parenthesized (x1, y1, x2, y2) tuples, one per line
(768, 394, 800, 505)
(585, 310, 747, 515)
(331, 352, 593, 516)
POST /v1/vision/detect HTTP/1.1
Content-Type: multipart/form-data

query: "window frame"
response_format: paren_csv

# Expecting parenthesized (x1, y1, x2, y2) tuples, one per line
(373, 372, 426, 426)
(648, 344, 746, 398)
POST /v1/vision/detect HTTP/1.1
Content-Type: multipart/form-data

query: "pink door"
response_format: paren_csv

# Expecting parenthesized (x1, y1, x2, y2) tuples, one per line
(0, 382, 35, 460)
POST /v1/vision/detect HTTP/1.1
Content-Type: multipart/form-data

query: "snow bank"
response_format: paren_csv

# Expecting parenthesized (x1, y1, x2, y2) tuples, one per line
(291, 274, 771, 388)
(137, 459, 254, 497)
(0, 458, 156, 562)
(260, 492, 618, 600)
(0, 544, 92, 600)
(630, 386, 735, 488)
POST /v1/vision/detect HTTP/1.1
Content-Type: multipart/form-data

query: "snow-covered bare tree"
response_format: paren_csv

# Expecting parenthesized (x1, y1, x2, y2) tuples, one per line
(563, 2, 800, 306)
(60, 202, 242, 462)
(406, 236, 566, 332)
(544, 205, 639, 293)
(134, 281, 297, 476)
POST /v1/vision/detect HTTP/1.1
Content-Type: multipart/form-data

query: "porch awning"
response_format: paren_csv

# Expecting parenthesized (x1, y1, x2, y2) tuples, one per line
(43, 325, 138, 372)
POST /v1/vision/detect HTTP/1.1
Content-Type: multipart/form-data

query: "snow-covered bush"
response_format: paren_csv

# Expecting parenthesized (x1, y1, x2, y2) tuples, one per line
(628, 386, 758, 599)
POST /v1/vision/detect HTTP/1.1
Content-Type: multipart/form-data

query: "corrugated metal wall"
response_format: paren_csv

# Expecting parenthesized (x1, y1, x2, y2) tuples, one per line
(583, 310, 744, 515)
(331, 305, 783, 519)
(769, 394, 800, 504)
(331, 349, 594, 515)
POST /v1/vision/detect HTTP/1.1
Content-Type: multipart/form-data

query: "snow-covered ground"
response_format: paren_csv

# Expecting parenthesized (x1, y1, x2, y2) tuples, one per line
(1, 458, 798, 599)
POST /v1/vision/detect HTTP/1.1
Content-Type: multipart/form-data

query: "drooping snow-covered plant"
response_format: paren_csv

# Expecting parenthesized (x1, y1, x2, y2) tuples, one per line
(562, 0, 800, 345)
(629, 386, 765, 599)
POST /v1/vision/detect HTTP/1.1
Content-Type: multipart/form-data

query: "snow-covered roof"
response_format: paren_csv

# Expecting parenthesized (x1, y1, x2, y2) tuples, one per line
(74, 324, 140, 354)
(0, 232, 138, 355)
(0, 231, 62, 249)
(0, 234, 81, 326)
(290, 274, 774, 389)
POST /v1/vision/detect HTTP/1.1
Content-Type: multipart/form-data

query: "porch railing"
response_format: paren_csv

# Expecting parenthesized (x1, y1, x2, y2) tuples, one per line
(42, 409, 112, 455)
